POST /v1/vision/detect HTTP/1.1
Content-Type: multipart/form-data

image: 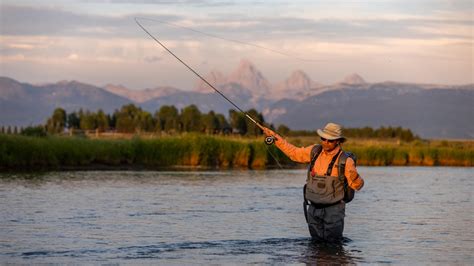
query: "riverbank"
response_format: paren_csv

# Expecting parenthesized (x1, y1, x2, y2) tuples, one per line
(0, 134, 472, 171)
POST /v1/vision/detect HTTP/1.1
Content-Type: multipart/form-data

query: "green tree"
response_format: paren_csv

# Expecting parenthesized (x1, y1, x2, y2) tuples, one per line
(362, 126, 374, 138)
(114, 104, 153, 133)
(158, 105, 180, 134)
(46, 107, 67, 134)
(137, 110, 155, 132)
(277, 124, 291, 136)
(229, 109, 246, 135)
(115, 104, 140, 133)
(215, 113, 231, 134)
(201, 111, 219, 134)
(108, 113, 117, 129)
(96, 109, 109, 132)
(80, 110, 97, 130)
(153, 111, 163, 134)
(245, 109, 264, 136)
(400, 128, 416, 142)
(21, 125, 47, 137)
(181, 105, 202, 132)
(67, 112, 80, 129)
(342, 126, 417, 141)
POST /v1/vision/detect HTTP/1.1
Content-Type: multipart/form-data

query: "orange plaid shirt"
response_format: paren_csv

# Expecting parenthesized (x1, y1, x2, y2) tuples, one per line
(274, 137, 364, 190)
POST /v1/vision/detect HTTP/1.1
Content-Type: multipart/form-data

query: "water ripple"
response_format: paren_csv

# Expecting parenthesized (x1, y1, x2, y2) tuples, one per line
(1, 168, 472, 264)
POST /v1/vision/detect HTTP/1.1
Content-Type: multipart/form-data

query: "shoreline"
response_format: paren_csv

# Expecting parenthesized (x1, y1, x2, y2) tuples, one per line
(1, 134, 472, 172)
(0, 163, 471, 174)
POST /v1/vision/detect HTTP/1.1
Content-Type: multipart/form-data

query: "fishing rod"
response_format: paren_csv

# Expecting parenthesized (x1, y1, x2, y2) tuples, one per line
(135, 17, 277, 145)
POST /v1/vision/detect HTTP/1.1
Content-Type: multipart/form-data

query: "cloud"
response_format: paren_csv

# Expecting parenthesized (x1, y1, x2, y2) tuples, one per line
(205, 16, 473, 41)
(0, 5, 182, 38)
(137, 14, 473, 45)
(1, 1, 471, 87)
(144, 55, 162, 63)
(2, 4, 472, 42)
(80, 0, 237, 6)
(67, 53, 79, 60)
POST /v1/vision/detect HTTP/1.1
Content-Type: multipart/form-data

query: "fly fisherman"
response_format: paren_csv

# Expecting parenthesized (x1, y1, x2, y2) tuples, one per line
(262, 122, 364, 242)
(136, 18, 364, 242)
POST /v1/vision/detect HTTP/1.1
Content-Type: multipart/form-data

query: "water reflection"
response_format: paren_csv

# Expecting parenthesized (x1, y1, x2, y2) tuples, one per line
(300, 238, 360, 265)
(11, 236, 364, 264)
(114, 237, 362, 264)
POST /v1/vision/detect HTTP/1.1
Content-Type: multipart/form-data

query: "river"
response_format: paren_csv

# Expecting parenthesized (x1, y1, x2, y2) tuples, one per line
(0, 167, 472, 264)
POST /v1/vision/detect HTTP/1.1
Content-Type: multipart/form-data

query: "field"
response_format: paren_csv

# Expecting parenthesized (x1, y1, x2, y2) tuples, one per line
(0, 133, 472, 171)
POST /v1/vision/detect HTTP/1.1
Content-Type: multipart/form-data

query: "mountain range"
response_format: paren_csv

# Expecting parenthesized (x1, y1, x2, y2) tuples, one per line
(1, 59, 473, 139)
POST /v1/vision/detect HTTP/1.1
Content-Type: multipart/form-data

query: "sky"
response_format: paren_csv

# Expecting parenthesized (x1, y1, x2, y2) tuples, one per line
(0, 0, 472, 90)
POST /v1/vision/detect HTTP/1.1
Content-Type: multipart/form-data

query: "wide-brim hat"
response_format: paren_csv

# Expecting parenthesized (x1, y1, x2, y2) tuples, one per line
(317, 122, 346, 142)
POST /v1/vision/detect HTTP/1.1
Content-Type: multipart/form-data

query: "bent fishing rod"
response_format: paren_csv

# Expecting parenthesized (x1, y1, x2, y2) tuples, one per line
(135, 17, 276, 145)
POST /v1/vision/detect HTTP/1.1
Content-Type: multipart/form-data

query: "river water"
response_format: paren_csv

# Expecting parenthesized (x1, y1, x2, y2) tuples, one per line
(0, 167, 472, 264)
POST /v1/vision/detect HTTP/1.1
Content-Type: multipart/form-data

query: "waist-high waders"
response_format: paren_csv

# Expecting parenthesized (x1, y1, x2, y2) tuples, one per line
(303, 149, 346, 242)
(303, 184, 345, 242)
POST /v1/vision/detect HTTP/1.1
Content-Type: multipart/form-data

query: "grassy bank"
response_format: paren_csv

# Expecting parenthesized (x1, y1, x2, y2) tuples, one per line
(0, 134, 472, 171)
(289, 136, 473, 166)
(0, 134, 290, 171)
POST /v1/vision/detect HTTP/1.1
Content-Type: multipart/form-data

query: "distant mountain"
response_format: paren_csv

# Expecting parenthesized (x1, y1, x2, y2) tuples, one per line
(0, 77, 131, 126)
(142, 82, 272, 115)
(273, 70, 324, 100)
(227, 59, 272, 98)
(265, 83, 474, 139)
(103, 84, 181, 103)
(340, 73, 367, 85)
(191, 59, 276, 108)
(194, 70, 227, 93)
(1, 59, 473, 139)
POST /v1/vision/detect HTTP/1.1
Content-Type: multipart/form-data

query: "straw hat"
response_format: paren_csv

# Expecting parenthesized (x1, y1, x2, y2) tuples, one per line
(317, 122, 346, 142)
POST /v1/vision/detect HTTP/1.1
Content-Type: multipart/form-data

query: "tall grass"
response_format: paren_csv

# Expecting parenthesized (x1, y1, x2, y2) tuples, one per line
(0, 134, 471, 171)
(289, 136, 473, 166)
(344, 145, 473, 166)
(0, 134, 284, 171)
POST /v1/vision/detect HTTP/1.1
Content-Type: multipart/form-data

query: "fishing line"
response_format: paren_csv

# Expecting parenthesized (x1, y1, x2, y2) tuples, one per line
(135, 17, 284, 168)
(135, 17, 257, 124)
(135, 17, 330, 62)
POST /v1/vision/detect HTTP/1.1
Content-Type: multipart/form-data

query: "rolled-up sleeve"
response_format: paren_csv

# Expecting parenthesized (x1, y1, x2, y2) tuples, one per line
(274, 136, 313, 163)
(344, 157, 364, 190)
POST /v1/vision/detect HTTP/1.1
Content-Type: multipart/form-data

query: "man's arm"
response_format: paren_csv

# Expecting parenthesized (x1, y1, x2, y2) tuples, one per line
(344, 157, 364, 190)
(262, 127, 313, 163)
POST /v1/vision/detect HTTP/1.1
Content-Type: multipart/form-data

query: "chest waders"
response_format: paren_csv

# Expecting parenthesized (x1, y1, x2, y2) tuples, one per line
(303, 145, 356, 223)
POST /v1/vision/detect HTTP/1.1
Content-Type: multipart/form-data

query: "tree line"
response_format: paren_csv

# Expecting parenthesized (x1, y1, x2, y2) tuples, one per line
(43, 104, 265, 136)
(2, 103, 418, 141)
(279, 126, 418, 142)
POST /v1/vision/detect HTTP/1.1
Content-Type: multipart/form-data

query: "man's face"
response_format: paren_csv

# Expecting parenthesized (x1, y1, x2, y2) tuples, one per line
(321, 137, 339, 152)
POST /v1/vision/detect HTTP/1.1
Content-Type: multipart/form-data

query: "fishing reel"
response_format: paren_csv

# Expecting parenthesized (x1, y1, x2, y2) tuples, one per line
(264, 136, 275, 145)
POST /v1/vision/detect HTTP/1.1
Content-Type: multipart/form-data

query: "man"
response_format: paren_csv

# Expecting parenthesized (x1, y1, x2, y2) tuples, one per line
(262, 122, 364, 242)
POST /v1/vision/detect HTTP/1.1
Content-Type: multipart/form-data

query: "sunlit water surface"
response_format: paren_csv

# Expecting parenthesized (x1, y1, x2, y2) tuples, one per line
(0, 167, 472, 264)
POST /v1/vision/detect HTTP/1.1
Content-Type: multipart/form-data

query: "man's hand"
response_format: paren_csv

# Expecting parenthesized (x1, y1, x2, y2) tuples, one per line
(262, 127, 276, 137)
